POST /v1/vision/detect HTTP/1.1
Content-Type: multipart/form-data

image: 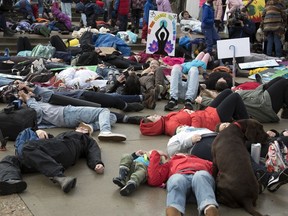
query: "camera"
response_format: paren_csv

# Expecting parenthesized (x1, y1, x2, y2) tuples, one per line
(4, 99, 22, 114)
(228, 8, 246, 27)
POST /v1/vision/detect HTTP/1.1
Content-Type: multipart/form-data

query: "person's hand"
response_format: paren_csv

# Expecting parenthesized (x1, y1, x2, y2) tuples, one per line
(266, 130, 276, 137)
(18, 90, 30, 102)
(16, 82, 32, 92)
(135, 150, 146, 156)
(183, 109, 194, 114)
(95, 164, 104, 174)
(192, 134, 202, 143)
(195, 96, 202, 104)
(117, 74, 126, 83)
(36, 130, 49, 139)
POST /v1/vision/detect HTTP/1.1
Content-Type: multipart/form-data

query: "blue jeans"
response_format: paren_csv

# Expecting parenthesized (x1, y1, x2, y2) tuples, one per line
(170, 65, 199, 101)
(266, 32, 282, 57)
(60, 2, 72, 19)
(201, 26, 219, 54)
(107, 93, 141, 103)
(118, 14, 128, 31)
(166, 171, 218, 215)
(63, 106, 116, 132)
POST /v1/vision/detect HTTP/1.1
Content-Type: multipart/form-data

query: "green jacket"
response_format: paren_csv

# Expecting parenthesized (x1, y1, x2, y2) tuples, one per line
(200, 85, 280, 123)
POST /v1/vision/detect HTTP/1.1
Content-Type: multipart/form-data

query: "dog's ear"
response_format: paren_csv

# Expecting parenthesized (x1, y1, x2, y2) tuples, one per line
(245, 119, 268, 143)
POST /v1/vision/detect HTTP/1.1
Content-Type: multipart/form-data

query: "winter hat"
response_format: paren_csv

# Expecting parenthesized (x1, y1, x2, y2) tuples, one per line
(140, 117, 165, 136)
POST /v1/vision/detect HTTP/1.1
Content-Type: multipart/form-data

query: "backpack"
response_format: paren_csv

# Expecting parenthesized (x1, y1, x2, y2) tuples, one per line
(76, 52, 99, 66)
(11, 60, 34, 76)
(265, 140, 288, 173)
(31, 44, 56, 59)
(0, 84, 19, 104)
(79, 30, 95, 52)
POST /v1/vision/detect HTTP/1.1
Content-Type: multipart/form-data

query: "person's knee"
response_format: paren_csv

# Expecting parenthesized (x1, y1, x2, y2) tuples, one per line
(167, 174, 186, 191)
(193, 170, 212, 183)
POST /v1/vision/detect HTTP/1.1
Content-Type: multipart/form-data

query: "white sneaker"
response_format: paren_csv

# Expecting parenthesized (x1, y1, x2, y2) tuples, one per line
(98, 132, 126, 142)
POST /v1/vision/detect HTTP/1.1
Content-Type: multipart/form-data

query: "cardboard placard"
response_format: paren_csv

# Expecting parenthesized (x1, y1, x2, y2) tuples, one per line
(217, 37, 250, 59)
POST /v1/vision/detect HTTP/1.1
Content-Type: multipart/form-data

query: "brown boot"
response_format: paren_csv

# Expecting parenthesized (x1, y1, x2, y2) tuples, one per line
(166, 206, 182, 216)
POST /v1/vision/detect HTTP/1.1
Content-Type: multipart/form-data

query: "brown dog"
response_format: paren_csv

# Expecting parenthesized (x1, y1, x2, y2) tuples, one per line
(212, 119, 269, 216)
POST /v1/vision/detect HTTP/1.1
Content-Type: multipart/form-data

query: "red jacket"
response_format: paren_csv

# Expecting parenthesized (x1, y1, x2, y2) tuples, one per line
(147, 151, 213, 187)
(164, 107, 220, 136)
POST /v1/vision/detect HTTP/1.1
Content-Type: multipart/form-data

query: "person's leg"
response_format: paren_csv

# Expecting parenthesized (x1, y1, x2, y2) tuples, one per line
(191, 170, 218, 215)
(38, 0, 44, 17)
(63, 106, 116, 132)
(107, 93, 142, 103)
(141, 22, 148, 41)
(265, 77, 288, 113)
(169, 65, 184, 101)
(166, 173, 190, 214)
(216, 92, 250, 121)
(134, 9, 141, 33)
(139, 74, 155, 91)
(81, 13, 87, 27)
(17, 37, 25, 53)
(202, 28, 213, 54)
(23, 37, 32, 51)
(185, 67, 199, 101)
(209, 88, 233, 107)
(80, 91, 126, 110)
(273, 33, 283, 57)
(0, 156, 27, 195)
(195, 51, 205, 60)
(266, 32, 273, 56)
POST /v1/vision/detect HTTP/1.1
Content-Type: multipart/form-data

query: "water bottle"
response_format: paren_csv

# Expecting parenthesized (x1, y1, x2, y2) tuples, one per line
(251, 143, 261, 164)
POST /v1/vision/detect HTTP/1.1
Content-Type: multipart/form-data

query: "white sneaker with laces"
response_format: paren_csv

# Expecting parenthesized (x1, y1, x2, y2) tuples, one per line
(98, 132, 126, 142)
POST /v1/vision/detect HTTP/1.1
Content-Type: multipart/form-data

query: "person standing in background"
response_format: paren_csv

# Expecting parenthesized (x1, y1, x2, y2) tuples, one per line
(130, 0, 145, 34)
(60, 0, 73, 20)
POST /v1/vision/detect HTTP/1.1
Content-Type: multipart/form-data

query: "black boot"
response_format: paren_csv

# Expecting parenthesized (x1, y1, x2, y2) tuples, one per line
(50, 176, 77, 193)
(120, 180, 136, 196)
(112, 166, 129, 188)
(123, 102, 144, 112)
(0, 180, 27, 195)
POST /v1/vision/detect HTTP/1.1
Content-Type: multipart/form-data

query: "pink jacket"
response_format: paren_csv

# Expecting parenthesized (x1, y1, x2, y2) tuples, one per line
(156, 0, 172, 13)
(213, 0, 223, 20)
(226, 0, 244, 13)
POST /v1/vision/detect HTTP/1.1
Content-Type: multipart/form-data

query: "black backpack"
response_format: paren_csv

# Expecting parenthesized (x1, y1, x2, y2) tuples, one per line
(76, 52, 99, 66)
(79, 30, 95, 52)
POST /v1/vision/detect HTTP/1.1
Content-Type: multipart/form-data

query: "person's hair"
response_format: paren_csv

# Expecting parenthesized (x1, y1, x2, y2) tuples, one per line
(215, 81, 229, 92)
(142, 117, 153, 123)
(123, 73, 141, 95)
(215, 123, 222, 132)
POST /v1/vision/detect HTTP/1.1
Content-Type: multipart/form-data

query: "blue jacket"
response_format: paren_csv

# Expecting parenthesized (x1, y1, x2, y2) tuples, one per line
(201, 3, 214, 29)
(143, 0, 156, 24)
(15, 128, 39, 158)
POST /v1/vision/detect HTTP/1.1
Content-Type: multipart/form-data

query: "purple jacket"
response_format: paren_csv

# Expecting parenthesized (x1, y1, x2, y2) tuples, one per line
(156, 0, 172, 13)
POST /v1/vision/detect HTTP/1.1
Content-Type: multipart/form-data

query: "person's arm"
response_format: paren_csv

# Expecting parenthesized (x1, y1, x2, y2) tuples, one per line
(85, 135, 105, 174)
(147, 150, 170, 187)
(32, 85, 54, 102)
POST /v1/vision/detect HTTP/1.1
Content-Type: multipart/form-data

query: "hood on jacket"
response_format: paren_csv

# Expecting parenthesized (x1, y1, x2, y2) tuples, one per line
(140, 117, 165, 135)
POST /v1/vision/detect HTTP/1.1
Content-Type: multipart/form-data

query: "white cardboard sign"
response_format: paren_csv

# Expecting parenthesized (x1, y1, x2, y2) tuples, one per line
(217, 37, 251, 59)
(146, 10, 177, 56)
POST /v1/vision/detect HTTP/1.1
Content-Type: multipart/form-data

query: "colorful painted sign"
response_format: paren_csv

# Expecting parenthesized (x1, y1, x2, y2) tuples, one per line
(146, 10, 177, 56)
(243, 0, 265, 23)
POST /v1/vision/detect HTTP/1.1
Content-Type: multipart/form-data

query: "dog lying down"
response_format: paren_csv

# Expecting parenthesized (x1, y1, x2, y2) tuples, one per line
(212, 119, 269, 216)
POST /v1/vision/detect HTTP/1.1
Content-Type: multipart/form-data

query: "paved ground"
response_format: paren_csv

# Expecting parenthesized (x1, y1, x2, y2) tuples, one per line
(0, 77, 288, 216)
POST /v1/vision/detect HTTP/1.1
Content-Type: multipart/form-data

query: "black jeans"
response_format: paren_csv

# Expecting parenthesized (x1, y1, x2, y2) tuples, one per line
(210, 89, 249, 122)
(264, 77, 288, 113)
(79, 91, 126, 110)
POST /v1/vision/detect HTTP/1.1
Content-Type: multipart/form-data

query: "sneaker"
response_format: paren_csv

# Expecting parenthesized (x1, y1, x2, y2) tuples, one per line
(255, 73, 263, 84)
(98, 132, 126, 142)
(267, 168, 288, 192)
(112, 177, 126, 188)
(204, 205, 219, 216)
(184, 99, 194, 110)
(0, 180, 27, 195)
(164, 98, 178, 111)
(124, 102, 144, 112)
(126, 116, 144, 125)
(120, 180, 136, 196)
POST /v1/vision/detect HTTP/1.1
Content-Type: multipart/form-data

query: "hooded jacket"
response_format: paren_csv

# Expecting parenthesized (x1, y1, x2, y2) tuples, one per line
(140, 107, 220, 136)
(143, 0, 157, 23)
(147, 150, 213, 187)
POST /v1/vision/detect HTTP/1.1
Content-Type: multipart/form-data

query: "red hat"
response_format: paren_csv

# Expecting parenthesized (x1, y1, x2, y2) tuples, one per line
(140, 117, 165, 136)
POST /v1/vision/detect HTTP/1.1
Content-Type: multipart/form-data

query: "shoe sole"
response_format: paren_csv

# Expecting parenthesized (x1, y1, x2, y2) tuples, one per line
(120, 183, 136, 196)
(0, 181, 27, 195)
(267, 168, 288, 192)
(98, 135, 126, 142)
(112, 178, 125, 188)
(164, 105, 178, 111)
